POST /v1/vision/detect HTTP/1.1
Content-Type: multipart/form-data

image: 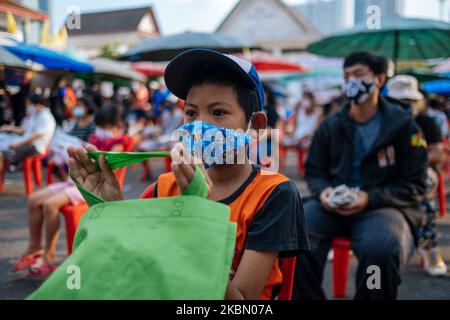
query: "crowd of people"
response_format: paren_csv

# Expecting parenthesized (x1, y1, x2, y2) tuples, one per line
(0, 49, 449, 299)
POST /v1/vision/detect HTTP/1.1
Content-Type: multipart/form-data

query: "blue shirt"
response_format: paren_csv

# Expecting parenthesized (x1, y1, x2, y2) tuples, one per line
(349, 111, 382, 188)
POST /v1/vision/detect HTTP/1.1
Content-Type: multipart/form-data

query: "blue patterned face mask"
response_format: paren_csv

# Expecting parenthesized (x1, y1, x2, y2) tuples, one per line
(177, 121, 253, 169)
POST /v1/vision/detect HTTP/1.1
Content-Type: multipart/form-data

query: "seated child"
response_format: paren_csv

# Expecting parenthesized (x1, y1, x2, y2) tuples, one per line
(11, 105, 126, 278)
(68, 49, 310, 299)
(63, 97, 96, 142)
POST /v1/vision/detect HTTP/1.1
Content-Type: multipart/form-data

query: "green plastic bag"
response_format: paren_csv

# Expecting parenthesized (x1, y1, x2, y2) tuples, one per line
(28, 152, 236, 300)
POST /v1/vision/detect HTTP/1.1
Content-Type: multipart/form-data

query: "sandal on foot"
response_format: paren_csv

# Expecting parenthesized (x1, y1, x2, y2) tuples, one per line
(11, 250, 44, 273)
(26, 258, 58, 278)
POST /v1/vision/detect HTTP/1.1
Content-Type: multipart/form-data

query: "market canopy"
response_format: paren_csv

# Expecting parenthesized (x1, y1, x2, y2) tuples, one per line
(90, 58, 146, 82)
(307, 17, 450, 62)
(131, 61, 166, 77)
(433, 58, 450, 75)
(422, 80, 450, 94)
(2, 42, 93, 73)
(234, 51, 308, 73)
(0, 47, 30, 70)
(120, 31, 256, 61)
(402, 68, 450, 83)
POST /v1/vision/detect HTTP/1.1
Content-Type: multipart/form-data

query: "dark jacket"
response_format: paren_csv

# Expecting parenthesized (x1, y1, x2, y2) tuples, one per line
(305, 97, 427, 240)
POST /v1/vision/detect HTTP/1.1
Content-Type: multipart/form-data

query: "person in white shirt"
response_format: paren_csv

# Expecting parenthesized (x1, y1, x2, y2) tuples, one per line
(284, 92, 323, 148)
(0, 93, 56, 172)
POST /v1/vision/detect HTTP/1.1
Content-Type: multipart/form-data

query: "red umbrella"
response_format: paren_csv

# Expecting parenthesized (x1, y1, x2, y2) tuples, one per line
(236, 51, 308, 73)
(131, 61, 166, 77)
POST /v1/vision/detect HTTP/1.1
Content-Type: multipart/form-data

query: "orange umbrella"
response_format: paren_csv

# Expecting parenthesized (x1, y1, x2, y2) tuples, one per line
(131, 61, 166, 77)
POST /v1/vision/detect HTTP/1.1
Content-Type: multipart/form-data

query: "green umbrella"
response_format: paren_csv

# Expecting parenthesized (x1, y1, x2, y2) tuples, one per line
(307, 17, 450, 64)
(278, 68, 343, 83)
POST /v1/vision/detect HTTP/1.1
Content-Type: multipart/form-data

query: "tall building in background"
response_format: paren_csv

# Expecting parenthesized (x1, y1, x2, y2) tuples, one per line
(354, 0, 404, 25)
(293, 0, 348, 35)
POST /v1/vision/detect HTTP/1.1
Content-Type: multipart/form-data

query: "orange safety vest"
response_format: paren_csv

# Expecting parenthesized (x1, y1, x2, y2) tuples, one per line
(149, 168, 289, 299)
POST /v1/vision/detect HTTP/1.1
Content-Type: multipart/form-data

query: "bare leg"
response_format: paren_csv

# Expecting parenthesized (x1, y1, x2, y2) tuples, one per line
(42, 192, 70, 264)
(27, 188, 55, 254)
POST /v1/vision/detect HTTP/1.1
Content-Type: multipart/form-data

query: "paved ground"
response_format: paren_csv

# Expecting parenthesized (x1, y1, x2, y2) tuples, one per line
(0, 153, 449, 300)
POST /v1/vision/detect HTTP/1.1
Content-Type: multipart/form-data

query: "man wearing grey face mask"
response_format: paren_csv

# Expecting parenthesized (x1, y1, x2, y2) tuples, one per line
(293, 52, 428, 300)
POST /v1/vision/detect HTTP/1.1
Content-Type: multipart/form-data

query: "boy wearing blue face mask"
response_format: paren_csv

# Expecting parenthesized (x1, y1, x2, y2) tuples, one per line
(68, 49, 310, 300)
(294, 52, 428, 300)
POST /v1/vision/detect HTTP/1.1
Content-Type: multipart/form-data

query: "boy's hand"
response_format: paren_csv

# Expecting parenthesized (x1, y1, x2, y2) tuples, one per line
(170, 142, 212, 197)
(67, 145, 123, 202)
(319, 187, 335, 212)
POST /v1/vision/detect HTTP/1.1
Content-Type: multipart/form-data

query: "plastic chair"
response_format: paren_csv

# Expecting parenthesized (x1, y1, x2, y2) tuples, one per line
(280, 146, 307, 176)
(46, 161, 55, 185)
(62, 167, 127, 255)
(444, 136, 449, 176)
(141, 151, 172, 181)
(61, 203, 89, 255)
(437, 171, 447, 218)
(0, 152, 46, 195)
(332, 237, 351, 298)
(140, 182, 297, 300)
(61, 135, 135, 255)
(278, 257, 297, 300)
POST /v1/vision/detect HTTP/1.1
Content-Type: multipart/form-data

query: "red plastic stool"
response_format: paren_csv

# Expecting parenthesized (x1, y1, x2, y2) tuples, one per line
(0, 163, 5, 193)
(165, 156, 172, 172)
(0, 153, 44, 194)
(141, 160, 152, 181)
(280, 146, 308, 176)
(332, 237, 351, 298)
(61, 167, 127, 255)
(297, 147, 307, 175)
(444, 136, 449, 176)
(141, 153, 171, 181)
(278, 257, 297, 300)
(437, 172, 447, 218)
(46, 161, 55, 185)
(61, 203, 89, 255)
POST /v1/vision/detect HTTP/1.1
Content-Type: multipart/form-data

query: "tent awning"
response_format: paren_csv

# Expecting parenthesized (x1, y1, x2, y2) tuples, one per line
(2, 43, 93, 73)
(120, 31, 256, 61)
(131, 61, 166, 77)
(90, 58, 146, 82)
(0, 47, 30, 70)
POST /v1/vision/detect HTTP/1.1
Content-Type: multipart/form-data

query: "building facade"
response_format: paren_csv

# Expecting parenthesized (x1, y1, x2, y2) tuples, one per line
(67, 6, 161, 58)
(217, 0, 320, 54)
(0, 0, 48, 43)
(354, 0, 404, 25)
(293, 0, 348, 35)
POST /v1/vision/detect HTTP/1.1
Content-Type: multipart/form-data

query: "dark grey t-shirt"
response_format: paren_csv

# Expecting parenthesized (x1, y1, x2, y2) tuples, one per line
(349, 111, 382, 187)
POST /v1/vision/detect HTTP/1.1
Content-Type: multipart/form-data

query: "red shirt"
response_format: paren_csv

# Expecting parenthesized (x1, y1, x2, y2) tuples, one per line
(88, 134, 126, 151)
